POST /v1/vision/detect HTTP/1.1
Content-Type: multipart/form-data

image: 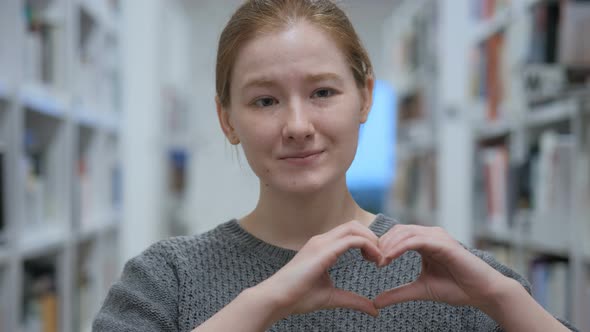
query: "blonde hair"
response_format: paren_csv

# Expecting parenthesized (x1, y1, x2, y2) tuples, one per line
(216, 0, 374, 108)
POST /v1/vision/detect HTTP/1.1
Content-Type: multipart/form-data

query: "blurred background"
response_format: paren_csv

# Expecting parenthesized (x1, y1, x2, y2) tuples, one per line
(0, 0, 589, 331)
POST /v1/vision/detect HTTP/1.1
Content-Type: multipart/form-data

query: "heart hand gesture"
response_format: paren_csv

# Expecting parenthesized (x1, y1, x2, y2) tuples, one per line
(257, 220, 382, 319)
(374, 224, 509, 309)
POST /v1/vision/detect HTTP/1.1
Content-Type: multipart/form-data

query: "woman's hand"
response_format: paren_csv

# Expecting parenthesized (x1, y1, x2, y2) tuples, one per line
(374, 224, 512, 310)
(255, 220, 382, 320)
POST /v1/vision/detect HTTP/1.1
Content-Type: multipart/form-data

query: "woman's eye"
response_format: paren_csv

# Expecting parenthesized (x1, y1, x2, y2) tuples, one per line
(312, 88, 335, 99)
(253, 97, 277, 108)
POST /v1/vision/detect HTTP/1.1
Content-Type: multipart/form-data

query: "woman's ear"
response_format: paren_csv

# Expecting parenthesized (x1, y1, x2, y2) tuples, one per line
(359, 76, 374, 124)
(215, 96, 240, 145)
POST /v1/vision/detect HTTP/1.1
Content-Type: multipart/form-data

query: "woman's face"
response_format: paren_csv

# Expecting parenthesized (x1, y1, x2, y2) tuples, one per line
(218, 21, 373, 194)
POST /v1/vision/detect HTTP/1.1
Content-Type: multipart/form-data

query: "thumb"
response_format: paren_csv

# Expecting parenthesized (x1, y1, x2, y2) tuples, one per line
(323, 288, 379, 317)
(374, 281, 428, 309)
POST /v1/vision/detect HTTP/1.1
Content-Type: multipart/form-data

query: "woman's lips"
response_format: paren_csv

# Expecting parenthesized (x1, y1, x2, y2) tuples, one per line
(280, 151, 324, 166)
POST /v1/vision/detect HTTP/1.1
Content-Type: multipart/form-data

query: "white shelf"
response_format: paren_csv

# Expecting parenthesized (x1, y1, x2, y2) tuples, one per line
(78, 213, 119, 241)
(397, 139, 436, 160)
(525, 99, 578, 128)
(79, 0, 119, 34)
(475, 226, 570, 258)
(471, 7, 511, 43)
(0, 247, 8, 266)
(75, 107, 104, 130)
(19, 84, 69, 119)
(74, 107, 120, 134)
(18, 224, 69, 258)
(469, 99, 516, 140)
(389, 0, 589, 329)
(0, 77, 9, 100)
(474, 119, 513, 140)
(102, 112, 120, 134)
(0, 0, 123, 331)
(471, 0, 545, 44)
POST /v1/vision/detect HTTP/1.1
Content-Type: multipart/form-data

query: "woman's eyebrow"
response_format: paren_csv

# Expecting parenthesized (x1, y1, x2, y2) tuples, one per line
(241, 72, 344, 90)
(304, 73, 343, 83)
(241, 77, 276, 90)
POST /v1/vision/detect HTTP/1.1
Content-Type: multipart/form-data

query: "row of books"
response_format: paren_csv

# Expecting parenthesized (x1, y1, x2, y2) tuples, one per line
(23, 126, 121, 230)
(23, 150, 57, 227)
(391, 153, 437, 226)
(77, 156, 122, 229)
(469, 0, 590, 122)
(75, 241, 98, 332)
(20, 0, 121, 113)
(22, 258, 58, 332)
(470, 31, 509, 122)
(393, 2, 438, 80)
(22, 0, 65, 88)
(530, 258, 570, 320)
(76, 5, 121, 113)
(478, 243, 570, 320)
(20, 239, 120, 332)
(474, 130, 574, 236)
(470, 0, 511, 22)
(529, 0, 590, 66)
(0, 150, 5, 243)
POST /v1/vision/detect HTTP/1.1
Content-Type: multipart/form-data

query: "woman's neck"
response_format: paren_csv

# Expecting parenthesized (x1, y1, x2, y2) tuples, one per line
(238, 179, 376, 250)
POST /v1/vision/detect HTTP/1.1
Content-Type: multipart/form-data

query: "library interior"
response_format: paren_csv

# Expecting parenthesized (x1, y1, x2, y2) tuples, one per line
(0, 0, 589, 331)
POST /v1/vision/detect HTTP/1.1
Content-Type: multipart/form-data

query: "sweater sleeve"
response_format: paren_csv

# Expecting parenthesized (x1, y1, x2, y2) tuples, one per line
(466, 248, 579, 332)
(92, 241, 179, 332)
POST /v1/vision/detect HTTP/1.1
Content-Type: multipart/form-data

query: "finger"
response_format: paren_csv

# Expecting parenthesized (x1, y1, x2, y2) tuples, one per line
(379, 229, 417, 261)
(383, 235, 449, 265)
(324, 288, 379, 317)
(374, 281, 428, 309)
(324, 220, 380, 243)
(380, 226, 448, 265)
(379, 224, 428, 251)
(329, 235, 382, 265)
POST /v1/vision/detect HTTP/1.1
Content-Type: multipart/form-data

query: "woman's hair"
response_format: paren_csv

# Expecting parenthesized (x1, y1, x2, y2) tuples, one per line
(216, 0, 374, 108)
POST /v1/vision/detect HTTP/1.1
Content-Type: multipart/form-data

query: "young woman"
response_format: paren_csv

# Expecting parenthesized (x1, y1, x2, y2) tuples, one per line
(94, 1, 578, 331)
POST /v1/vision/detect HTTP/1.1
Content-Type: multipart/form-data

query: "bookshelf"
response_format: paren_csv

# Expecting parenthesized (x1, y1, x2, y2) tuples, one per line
(383, 0, 440, 227)
(385, 0, 590, 330)
(0, 0, 122, 331)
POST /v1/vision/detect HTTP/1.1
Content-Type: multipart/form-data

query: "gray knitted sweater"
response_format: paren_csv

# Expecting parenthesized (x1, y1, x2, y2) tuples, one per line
(93, 214, 578, 331)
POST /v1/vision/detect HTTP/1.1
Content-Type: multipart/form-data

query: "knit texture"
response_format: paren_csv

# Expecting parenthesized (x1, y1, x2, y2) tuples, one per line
(93, 214, 578, 331)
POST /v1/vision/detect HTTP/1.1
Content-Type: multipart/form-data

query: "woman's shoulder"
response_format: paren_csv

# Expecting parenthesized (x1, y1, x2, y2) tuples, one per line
(133, 218, 241, 268)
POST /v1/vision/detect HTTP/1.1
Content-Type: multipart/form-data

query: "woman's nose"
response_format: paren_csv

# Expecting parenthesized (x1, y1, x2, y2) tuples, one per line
(281, 101, 315, 143)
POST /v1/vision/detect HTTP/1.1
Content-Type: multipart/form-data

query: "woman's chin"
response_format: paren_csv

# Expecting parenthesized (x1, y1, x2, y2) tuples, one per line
(263, 176, 339, 195)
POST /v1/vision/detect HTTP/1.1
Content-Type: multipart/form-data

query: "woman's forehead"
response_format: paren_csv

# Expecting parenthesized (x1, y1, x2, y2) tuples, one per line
(231, 22, 352, 89)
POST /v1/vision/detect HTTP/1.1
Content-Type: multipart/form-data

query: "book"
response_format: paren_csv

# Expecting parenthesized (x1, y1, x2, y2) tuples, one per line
(471, 0, 511, 22)
(22, 258, 58, 332)
(470, 31, 508, 122)
(23, 0, 64, 87)
(527, 131, 574, 246)
(559, 1, 590, 66)
(528, 1, 561, 64)
(76, 241, 97, 332)
(78, 157, 92, 228)
(529, 258, 569, 320)
(0, 151, 5, 240)
(391, 153, 437, 226)
(476, 145, 510, 232)
(23, 151, 46, 227)
(110, 165, 121, 210)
